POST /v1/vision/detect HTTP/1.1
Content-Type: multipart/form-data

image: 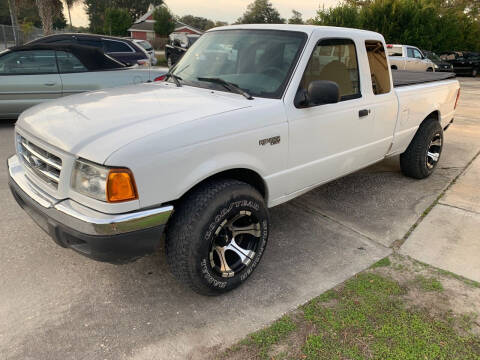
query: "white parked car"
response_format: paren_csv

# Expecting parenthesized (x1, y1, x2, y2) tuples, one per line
(132, 39, 158, 66)
(8, 25, 460, 295)
(0, 43, 166, 118)
(387, 44, 436, 72)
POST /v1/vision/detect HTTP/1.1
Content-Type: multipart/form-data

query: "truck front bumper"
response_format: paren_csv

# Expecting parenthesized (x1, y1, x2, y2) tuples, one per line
(7, 155, 173, 263)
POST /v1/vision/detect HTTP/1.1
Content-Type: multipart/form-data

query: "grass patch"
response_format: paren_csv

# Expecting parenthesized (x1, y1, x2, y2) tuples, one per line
(220, 271, 480, 359)
(301, 274, 479, 360)
(414, 275, 444, 292)
(244, 315, 296, 359)
(370, 257, 391, 269)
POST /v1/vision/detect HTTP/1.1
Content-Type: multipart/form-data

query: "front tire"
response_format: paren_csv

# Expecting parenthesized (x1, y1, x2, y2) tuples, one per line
(400, 119, 443, 179)
(166, 179, 269, 295)
(472, 68, 478, 77)
(167, 56, 172, 68)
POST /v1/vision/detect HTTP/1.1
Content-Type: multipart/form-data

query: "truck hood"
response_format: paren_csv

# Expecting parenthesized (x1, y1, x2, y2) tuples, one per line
(17, 83, 250, 163)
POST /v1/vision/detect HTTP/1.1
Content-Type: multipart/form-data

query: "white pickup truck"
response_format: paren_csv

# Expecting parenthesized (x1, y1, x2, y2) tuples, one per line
(8, 25, 460, 295)
(387, 44, 436, 72)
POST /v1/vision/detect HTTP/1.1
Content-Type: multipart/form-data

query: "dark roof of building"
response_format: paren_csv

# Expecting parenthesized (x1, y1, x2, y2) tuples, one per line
(10, 43, 126, 71)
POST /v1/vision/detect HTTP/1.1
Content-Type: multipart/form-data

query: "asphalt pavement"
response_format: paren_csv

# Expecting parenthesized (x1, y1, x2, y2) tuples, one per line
(0, 78, 479, 360)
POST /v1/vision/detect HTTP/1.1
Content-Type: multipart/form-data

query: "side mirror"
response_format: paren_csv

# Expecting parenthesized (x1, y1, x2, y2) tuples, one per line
(296, 80, 340, 108)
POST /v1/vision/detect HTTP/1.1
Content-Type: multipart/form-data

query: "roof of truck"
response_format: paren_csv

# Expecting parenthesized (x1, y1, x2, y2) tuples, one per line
(209, 24, 384, 40)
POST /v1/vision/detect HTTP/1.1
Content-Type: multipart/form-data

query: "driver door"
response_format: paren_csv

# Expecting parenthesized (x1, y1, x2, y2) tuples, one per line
(283, 37, 386, 195)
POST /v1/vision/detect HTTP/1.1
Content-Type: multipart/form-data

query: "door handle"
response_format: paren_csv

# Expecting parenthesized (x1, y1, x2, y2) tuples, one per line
(44, 82, 56, 86)
(359, 109, 370, 118)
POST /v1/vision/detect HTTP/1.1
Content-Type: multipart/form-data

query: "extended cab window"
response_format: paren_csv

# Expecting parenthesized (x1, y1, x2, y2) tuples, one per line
(387, 45, 402, 56)
(56, 51, 88, 73)
(300, 38, 360, 101)
(0, 50, 57, 75)
(365, 41, 391, 95)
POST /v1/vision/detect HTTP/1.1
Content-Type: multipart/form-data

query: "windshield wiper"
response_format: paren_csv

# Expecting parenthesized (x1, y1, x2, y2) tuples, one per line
(165, 72, 182, 87)
(197, 77, 253, 100)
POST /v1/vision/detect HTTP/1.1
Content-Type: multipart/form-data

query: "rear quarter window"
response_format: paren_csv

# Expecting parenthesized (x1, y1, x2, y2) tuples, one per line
(387, 46, 402, 57)
(104, 40, 133, 53)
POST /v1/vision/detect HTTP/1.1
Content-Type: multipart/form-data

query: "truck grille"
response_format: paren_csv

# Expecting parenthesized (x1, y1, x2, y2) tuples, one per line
(18, 136, 62, 188)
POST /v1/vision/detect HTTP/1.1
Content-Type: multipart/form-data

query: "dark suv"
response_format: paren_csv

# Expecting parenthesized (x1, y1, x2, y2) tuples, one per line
(27, 33, 149, 67)
(440, 51, 480, 77)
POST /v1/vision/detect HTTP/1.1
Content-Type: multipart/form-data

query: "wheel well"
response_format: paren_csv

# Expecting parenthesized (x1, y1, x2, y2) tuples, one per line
(391, 65, 397, 70)
(422, 110, 440, 126)
(175, 168, 268, 206)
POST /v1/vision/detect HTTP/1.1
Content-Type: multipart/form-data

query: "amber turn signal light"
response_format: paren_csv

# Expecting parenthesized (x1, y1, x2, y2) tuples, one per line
(106, 169, 138, 203)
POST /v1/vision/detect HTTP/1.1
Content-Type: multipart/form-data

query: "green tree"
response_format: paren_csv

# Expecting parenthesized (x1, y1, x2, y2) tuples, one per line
(313, 0, 480, 52)
(236, 0, 285, 24)
(315, 3, 362, 28)
(288, 9, 304, 24)
(179, 15, 215, 31)
(104, 8, 132, 36)
(85, 0, 164, 34)
(153, 5, 175, 36)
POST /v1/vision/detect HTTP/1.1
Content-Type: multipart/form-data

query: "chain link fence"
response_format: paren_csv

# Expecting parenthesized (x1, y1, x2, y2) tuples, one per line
(0, 24, 46, 50)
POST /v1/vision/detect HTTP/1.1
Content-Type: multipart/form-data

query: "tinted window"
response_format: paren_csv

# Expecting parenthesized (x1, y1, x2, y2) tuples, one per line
(77, 38, 103, 48)
(407, 47, 415, 58)
(300, 38, 360, 101)
(0, 50, 57, 75)
(56, 51, 87, 73)
(365, 41, 391, 95)
(104, 40, 133, 53)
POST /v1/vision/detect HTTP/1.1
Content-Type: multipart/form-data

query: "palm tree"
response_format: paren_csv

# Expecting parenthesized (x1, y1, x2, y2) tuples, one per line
(64, 0, 80, 31)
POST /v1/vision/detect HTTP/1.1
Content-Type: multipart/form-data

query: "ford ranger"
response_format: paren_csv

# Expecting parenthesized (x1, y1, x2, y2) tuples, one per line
(8, 25, 460, 295)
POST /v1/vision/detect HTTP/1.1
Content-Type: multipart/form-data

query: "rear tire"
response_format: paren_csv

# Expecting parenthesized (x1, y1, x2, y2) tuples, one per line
(427, 67, 433, 72)
(165, 179, 269, 295)
(400, 119, 443, 179)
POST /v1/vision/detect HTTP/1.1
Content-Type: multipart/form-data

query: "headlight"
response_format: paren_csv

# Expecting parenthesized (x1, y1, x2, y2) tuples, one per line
(71, 159, 138, 203)
(434, 64, 439, 69)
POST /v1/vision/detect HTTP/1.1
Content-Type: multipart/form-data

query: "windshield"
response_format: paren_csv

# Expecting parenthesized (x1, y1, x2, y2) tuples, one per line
(170, 29, 307, 99)
(137, 40, 153, 51)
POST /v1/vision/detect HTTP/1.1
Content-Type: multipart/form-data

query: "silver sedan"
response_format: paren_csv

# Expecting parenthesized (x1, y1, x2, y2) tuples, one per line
(0, 44, 167, 119)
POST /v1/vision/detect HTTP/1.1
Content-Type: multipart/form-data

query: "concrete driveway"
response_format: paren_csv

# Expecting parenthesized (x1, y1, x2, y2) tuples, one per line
(0, 78, 479, 360)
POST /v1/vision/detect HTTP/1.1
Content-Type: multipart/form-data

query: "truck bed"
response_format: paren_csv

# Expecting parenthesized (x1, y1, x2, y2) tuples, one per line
(392, 70, 456, 87)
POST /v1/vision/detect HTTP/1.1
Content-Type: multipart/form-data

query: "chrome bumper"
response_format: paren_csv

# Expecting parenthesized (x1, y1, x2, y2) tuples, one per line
(8, 154, 173, 236)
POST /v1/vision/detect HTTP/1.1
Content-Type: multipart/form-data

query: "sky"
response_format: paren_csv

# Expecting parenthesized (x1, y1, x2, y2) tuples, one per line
(67, 0, 342, 28)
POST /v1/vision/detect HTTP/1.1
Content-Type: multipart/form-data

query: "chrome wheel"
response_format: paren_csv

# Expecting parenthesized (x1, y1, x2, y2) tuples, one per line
(209, 210, 261, 278)
(426, 133, 442, 169)
(167, 57, 172, 68)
